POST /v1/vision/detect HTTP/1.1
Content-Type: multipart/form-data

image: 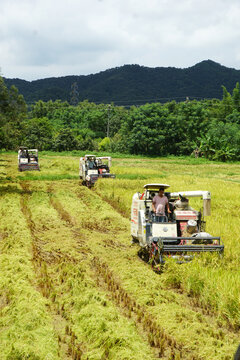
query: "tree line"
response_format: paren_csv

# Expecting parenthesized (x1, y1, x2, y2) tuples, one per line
(0, 76, 240, 161)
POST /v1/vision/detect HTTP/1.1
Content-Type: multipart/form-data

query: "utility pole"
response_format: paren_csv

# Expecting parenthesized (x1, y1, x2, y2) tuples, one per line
(70, 82, 79, 106)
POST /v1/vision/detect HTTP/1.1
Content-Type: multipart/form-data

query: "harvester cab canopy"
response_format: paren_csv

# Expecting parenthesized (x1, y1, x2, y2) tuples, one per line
(144, 183, 170, 190)
(143, 184, 211, 217)
(143, 184, 170, 202)
(84, 154, 96, 160)
(18, 147, 38, 156)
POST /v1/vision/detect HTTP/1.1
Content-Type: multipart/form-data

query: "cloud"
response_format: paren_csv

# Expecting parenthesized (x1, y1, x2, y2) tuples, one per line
(1, 0, 240, 80)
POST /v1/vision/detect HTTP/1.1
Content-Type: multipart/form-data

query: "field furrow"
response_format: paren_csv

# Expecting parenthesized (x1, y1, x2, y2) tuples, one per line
(20, 182, 77, 359)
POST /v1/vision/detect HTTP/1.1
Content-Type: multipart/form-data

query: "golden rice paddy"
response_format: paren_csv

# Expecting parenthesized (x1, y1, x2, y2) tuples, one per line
(0, 153, 239, 359)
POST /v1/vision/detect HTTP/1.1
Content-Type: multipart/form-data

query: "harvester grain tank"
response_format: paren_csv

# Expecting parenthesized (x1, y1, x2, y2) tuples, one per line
(79, 154, 115, 187)
(131, 184, 224, 269)
(18, 147, 40, 171)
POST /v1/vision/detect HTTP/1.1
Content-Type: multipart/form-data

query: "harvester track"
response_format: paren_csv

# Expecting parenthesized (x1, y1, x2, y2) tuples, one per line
(93, 187, 129, 218)
(92, 256, 191, 359)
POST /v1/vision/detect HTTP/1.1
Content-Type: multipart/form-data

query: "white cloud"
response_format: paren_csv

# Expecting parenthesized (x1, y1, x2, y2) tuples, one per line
(1, 0, 240, 80)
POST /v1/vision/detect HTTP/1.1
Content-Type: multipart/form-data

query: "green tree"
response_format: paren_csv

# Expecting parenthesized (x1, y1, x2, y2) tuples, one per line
(22, 117, 53, 150)
(31, 100, 69, 119)
(53, 128, 78, 151)
(7, 85, 27, 123)
(226, 109, 240, 125)
(0, 77, 27, 149)
(218, 85, 233, 121)
(122, 104, 170, 155)
(232, 82, 240, 112)
(0, 77, 10, 117)
(199, 120, 240, 161)
(99, 137, 110, 151)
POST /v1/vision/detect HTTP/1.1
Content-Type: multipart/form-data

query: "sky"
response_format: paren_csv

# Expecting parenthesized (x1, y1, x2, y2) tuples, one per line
(1, 0, 240, 81)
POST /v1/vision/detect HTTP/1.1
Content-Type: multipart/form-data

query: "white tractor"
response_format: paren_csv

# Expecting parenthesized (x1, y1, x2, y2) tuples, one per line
(18, 147, 40, 171)
(79, 154, 115, 187)
(131, 183, 224, 269)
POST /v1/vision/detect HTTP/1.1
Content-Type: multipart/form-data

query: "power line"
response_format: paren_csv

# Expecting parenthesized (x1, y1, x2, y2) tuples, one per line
(93, 95, 222, 107)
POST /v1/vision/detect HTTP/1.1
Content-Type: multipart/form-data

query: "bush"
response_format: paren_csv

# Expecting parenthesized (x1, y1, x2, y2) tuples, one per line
(99, 137, 110, 151)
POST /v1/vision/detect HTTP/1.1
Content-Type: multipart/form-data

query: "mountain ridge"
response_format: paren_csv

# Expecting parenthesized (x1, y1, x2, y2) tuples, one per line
(4, 60, 240, 105)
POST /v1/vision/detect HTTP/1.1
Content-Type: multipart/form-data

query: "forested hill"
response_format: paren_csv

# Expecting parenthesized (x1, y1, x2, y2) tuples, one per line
(4, 60, 240, 105)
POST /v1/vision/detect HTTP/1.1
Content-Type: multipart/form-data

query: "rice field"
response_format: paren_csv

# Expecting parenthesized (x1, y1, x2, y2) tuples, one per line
(0, 152, 240, 359)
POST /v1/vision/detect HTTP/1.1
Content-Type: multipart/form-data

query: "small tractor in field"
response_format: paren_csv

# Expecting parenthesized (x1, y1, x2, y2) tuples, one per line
(18, 147, 40, 171)
(131, 183, 224, 269)
(79, 154, 115, 187)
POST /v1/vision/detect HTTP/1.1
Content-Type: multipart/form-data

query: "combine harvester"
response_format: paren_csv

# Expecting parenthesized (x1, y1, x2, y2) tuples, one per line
(18, 147, 40, 171)
(131, 184, 224, 270)
(79, 154, 115, 187)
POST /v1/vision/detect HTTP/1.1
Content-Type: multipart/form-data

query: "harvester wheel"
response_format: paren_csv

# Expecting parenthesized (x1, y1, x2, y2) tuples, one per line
(137, 248, 149, 263)
(149, 245, 162, 272)
(234, 345, 240, 360)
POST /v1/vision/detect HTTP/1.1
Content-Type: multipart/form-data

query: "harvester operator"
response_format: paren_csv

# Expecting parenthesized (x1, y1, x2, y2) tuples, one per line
(152, 187, 171, 222)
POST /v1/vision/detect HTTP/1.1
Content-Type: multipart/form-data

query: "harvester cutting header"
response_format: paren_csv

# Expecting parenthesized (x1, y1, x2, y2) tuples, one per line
(79, 154, 115, 187)
(131, 184, 224, 269)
